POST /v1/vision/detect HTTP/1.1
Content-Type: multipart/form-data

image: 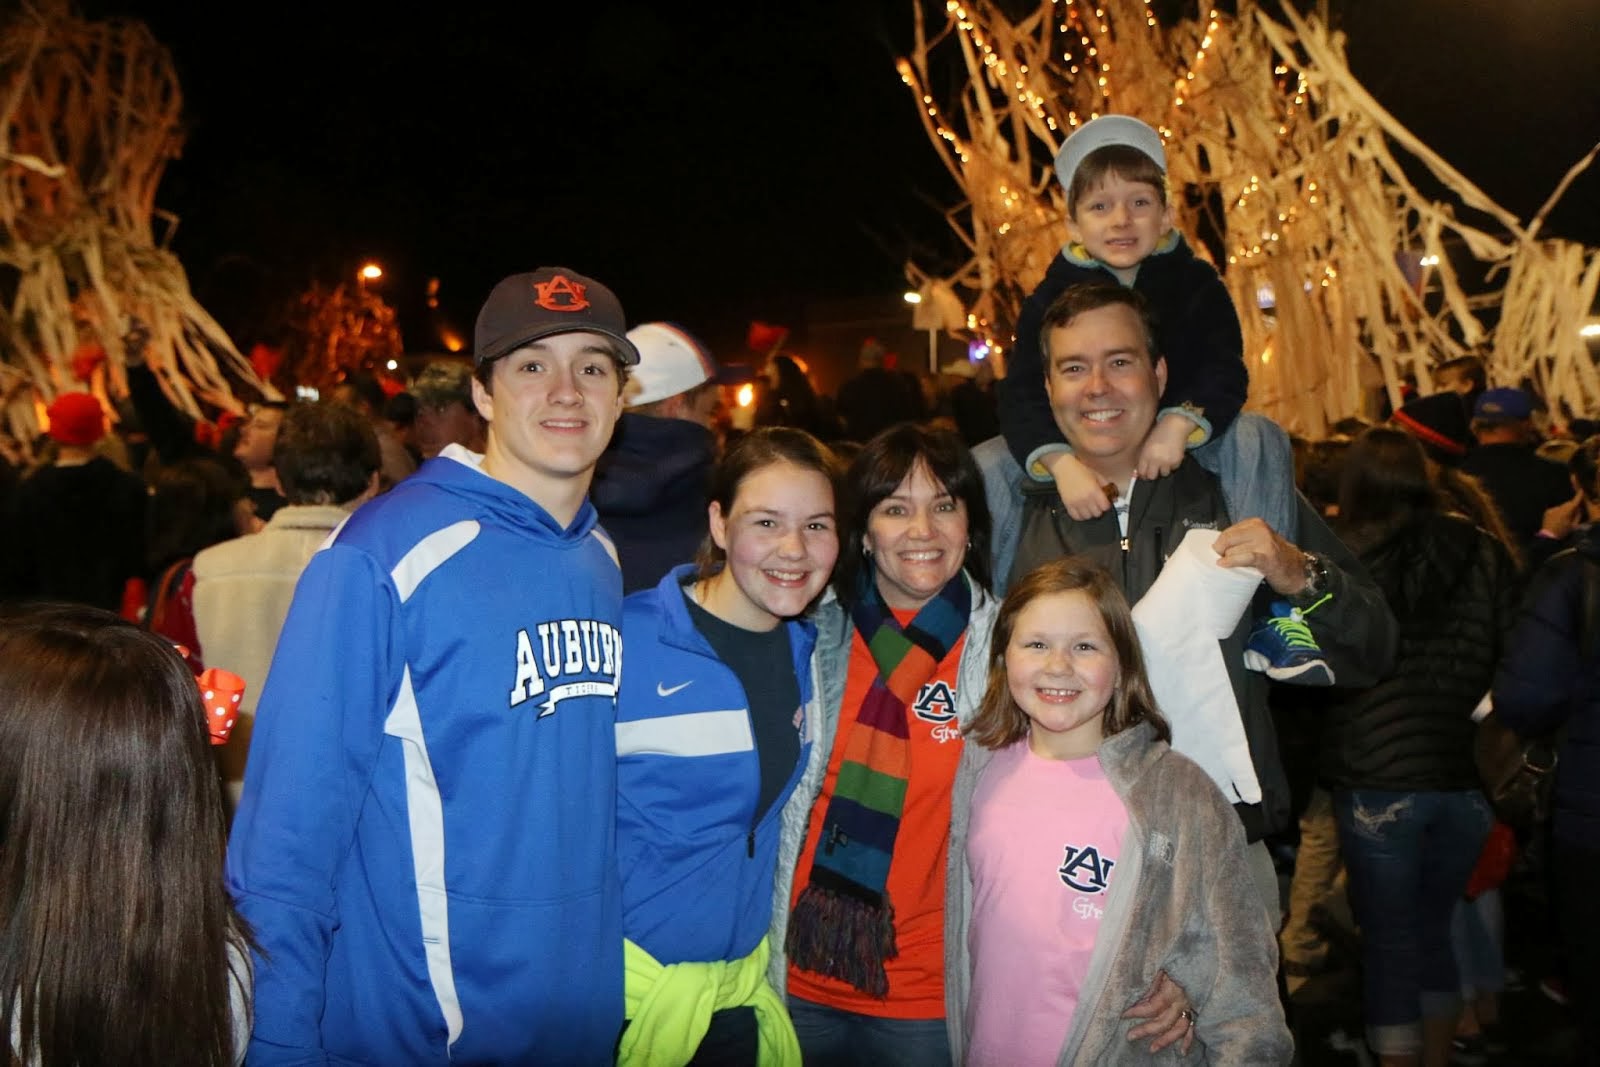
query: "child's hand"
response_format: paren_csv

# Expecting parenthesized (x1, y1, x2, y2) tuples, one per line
(1045, 452, 1112, 520)
(1135, 412, 1193, 480)
(1122, 970, 1198, 1055)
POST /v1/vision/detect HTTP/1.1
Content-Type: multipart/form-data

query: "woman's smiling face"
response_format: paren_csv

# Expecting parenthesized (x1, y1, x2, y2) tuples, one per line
(863, 459, 969, 611)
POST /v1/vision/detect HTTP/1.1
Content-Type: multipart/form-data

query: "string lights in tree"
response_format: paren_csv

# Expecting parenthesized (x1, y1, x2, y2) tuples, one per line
(898, 0, 1600, 434)
(0, 0, 274, 441)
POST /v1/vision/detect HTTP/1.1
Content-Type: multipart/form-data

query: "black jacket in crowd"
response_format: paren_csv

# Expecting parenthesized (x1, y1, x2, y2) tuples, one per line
(1320, 512, 1521, 793)
(1460, 442, 1573, 552)
(589, 412, 716, 596)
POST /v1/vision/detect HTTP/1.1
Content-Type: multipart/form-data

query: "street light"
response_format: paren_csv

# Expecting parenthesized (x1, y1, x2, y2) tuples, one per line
(903, 291, 923, 304)
(358, 262, 384, 283)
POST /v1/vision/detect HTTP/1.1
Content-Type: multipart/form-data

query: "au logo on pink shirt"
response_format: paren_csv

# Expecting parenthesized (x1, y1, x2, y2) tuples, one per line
(1058, 843, 1116, 893)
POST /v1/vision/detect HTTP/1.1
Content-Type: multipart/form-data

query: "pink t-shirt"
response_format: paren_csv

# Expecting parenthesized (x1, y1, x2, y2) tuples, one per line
(965, 740, 1129, 1066)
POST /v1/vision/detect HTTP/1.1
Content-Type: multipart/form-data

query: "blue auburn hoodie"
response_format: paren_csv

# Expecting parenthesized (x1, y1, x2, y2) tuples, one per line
(227, 445, 625, 1065)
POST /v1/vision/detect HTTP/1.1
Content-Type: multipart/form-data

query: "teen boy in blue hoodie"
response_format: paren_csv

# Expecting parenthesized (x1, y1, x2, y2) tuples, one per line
(227, 268, 638, 1065)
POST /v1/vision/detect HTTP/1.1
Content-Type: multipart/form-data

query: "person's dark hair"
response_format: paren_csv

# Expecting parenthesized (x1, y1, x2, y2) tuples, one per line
(1065, 144, 1169, 215)
(833, 423, 991, 606)
(1569, 434, 1600, 503)
(1037, 283, 1160, 371)
(383, 390, 417, 428)
(1435, 464, 1523, 571)
(335, 372, 387, 414)
(966, 556, 1170, 751)
(0, 603, 252, 1066)
(756, 355, 823, 434)
(1336, 426, 1520, 566)
(1434, 355, 1487, 394)
(273, 401, 382, 506)
(694, 427, 840, 580)
(1301, 438, 1352, 516)
(145, 457, 247, 575)
(416, 361, 478, 409)
(1336, 427, 1437, 546)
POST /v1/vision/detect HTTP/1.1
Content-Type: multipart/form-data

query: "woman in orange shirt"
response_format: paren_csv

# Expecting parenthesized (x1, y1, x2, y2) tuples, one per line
(767, 423, 1197, 1065)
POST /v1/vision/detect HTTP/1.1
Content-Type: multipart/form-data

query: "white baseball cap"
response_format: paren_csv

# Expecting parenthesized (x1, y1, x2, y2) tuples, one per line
(1053, 114, 1166, 193)
(624, 322, 725, 407)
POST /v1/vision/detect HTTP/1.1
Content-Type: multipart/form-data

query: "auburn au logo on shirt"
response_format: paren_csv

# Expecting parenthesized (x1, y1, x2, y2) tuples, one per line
(1058, 842, 1115, 893)
(912, 680, 961, 742)
(507, 618, 622, 716)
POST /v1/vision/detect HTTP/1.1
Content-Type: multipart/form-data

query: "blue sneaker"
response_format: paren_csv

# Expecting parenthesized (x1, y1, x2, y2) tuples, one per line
(1244, 599, 1335, 685)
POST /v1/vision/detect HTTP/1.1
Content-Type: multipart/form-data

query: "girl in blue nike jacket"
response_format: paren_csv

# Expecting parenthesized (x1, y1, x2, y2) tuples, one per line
(615, 428, 840, 1066)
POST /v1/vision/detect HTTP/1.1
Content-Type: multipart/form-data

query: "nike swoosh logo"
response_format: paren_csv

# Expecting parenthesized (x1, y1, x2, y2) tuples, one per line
(657, 681, 693, 698)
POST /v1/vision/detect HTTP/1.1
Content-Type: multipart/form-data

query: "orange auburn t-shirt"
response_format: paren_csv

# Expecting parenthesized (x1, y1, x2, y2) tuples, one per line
(787, 609, 967, 1019)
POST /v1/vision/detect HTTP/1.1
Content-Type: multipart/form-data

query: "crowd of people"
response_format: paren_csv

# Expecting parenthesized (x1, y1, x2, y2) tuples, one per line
(1, 113, 1596, 1067)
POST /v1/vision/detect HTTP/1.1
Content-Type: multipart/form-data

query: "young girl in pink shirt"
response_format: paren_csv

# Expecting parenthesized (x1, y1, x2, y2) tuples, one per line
(944, 557, 1291, 1065)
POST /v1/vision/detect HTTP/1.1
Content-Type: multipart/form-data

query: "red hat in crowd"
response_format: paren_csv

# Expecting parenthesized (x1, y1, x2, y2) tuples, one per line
(45, 391, 106, 446)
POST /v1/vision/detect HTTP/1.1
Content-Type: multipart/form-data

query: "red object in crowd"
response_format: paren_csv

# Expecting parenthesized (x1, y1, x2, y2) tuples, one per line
(747, 321, 790, 357)
(119, 576, 148, 622)
(1465, 821, 1517, 900)
(194, 410, 244, 451)
(197, 667, 246, 746)
(70, 341, 107, 382)
(250, 342, 284, 382)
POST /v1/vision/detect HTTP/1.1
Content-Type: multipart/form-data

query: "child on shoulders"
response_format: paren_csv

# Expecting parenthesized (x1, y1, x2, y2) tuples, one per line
(999, 113, 1324, 682)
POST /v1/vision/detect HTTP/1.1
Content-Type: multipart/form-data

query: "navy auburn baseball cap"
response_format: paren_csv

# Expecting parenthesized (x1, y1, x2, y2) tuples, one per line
(473, 267, 641, 367)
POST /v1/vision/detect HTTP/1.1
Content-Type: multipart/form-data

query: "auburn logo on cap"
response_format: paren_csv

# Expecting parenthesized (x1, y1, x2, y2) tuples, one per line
(532, 274, 591, 312)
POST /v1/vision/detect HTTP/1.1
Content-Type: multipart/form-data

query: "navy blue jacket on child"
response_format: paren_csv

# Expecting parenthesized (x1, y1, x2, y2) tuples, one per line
(1000, 234, 1248, 477)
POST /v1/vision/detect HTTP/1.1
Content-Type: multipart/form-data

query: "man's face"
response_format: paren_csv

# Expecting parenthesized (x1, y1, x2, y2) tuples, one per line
(1068, 173, 1173, 282)
(1435, 368, 1474, 397)
(682, 382, 723, 430)
(1043, 302, 1167, 484)
(234, 406, 284, 472)
(413, 399, 482, 460)
(471, 330, 625, 503)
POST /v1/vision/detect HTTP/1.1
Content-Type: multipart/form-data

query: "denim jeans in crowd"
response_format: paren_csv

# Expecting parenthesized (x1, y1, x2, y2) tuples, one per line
(1451, 889, 1505, 998)
(787, 996, 950, 1067)
(1333, 788, 1492, 1057)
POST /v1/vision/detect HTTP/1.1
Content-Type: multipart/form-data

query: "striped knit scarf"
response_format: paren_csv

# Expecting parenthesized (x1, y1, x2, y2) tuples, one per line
(785, 570, 970, 996)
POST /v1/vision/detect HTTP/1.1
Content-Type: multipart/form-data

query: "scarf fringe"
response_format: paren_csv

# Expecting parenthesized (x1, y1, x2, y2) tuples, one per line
(785, 883, 897, 998)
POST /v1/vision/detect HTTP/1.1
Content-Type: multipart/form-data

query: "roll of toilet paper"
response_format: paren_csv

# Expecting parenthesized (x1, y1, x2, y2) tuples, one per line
(1131, 528, 1263, 804)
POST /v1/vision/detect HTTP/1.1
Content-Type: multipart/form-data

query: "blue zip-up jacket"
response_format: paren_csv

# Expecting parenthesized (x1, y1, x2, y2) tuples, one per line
(617, 564, 819, 966)
(1495, 529, 1600, 848)
(227, 446, 625, 1065)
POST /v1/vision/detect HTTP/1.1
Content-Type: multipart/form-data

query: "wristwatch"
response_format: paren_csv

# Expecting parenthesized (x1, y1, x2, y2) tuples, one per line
(1296, 552, 1330, 600)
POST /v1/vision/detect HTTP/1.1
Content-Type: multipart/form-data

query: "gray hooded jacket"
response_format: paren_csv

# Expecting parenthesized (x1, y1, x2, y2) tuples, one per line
(945, 722, 1293, 1065)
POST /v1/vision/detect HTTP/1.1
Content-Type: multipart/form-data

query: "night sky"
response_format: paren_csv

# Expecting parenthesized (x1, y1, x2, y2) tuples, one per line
(79, 0, 1600, 366)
